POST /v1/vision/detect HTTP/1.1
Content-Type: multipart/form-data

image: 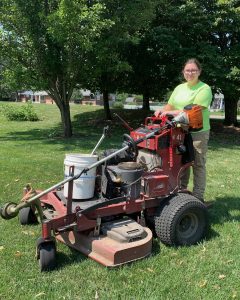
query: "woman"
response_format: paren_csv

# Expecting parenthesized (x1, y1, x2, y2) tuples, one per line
(156, 58, 212, 202)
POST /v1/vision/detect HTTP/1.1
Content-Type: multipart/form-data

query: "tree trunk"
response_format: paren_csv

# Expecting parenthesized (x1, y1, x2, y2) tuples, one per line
(224, 97, 238, 126)
(59, 102, 72, 137)
(49, 94, 72, 137)
(103, 89, 112, 120)
(48, 82, 73, 138)
(142, 91, 150, 110)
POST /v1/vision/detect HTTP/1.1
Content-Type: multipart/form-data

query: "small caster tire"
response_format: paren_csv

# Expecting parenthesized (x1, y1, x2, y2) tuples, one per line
(19, 207, 38, 225)
(0, 202, 18, 219)
(39, 242, 56, 272)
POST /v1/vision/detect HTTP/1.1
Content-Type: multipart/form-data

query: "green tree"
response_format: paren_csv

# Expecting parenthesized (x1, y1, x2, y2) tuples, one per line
(126, 0, 240, 126)
(84, 0, 156, 119)
(70, 88, 83, 102)
(126, 0, 217, 109)
(0, 0, 112, 137)
(207, 0, 240, 126)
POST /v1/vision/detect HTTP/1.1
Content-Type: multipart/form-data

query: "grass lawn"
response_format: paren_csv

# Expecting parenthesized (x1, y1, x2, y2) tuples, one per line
(0, 102, 240, 300)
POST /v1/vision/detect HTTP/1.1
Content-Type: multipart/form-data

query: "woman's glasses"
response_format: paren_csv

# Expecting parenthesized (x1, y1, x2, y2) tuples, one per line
(183, 69, 199, 74)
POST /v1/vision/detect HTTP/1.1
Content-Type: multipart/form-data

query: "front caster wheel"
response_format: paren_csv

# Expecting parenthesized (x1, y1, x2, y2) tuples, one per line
(19, 207, 38, 225)
(0, 202, 18, 219)
(38, 242, 56, 272)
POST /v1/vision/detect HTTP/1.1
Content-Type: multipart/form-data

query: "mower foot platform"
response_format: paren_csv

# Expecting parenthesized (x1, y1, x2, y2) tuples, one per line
(56, 218, 152, 267)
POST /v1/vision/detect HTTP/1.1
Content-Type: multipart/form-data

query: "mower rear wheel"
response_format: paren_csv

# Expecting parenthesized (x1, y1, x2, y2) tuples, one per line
(39, 242, 56, 272)
(19, 207, 38, 225)
(154, 193, 208, 246)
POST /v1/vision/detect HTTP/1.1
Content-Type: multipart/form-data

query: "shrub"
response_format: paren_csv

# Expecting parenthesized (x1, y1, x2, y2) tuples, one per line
(116, 93, 128, 102)
(113, 101, 124, 109)
(135, 95, 143, 104)
(2, 102, 40, 121)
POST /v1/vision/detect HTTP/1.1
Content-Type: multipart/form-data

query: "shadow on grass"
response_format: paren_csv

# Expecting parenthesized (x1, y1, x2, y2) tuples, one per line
(1, 110, 239, 152)
(54, 248, 88, 271)
(0, 109, 150, 141)
(208, 196, 240, 225)
(205, 224, 220, 242)
(209, 119, 240, 150)
(152, 238, 161, 255)
(200, 196, 240, 242)
(0, 109, 153, 154)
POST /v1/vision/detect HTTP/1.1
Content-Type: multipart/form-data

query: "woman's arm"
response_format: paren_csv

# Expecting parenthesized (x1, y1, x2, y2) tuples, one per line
(162, 104, 175, 111)
(154, 104, 175, 117)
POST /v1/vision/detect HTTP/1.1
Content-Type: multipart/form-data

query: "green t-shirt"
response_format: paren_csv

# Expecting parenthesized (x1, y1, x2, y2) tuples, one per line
(168, 81, 212, 132)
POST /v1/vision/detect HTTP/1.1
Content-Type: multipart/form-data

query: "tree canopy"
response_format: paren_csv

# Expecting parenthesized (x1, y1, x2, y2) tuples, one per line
(83, 0, 157, 119)
(0, 0, 113, 136)
(125, 0, 240, 125)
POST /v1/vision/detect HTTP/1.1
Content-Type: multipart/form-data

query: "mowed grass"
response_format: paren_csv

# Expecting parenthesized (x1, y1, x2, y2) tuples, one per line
(0, 102, 240, 300)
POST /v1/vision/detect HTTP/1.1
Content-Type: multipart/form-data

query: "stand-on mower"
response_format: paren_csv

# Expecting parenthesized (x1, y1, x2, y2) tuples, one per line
(0, 105, 209, 271)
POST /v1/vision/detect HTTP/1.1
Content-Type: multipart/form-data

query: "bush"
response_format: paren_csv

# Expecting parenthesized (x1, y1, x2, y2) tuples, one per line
(1, 102, 40, 121)
(135, 95, 143, 103)
(116, 93, 128, 102)
(112, 101, 124, 109)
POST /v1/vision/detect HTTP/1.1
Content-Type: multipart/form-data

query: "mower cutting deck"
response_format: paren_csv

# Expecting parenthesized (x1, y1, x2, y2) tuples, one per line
(0, 106, 209, 271)
(56, 219, 152, 267)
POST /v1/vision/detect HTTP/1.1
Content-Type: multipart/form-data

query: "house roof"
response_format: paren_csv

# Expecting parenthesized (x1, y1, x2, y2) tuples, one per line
(18, 90, 34, 96)
(34, 91, 48, 96)
(18, 90, 49, 96)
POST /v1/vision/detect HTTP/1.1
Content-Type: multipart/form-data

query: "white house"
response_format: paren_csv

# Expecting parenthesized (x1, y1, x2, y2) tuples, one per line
(211, 93, 224, 111)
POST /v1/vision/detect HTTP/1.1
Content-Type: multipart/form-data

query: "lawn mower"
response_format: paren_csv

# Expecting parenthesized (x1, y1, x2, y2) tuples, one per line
(0, 105, 209, 271)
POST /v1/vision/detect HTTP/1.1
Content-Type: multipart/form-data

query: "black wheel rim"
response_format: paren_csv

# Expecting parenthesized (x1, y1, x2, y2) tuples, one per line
(176, 212, 199, 240)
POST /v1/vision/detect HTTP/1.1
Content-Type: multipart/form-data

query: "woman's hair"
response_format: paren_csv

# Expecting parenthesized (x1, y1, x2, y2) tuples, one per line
(183, 58, 202, 71)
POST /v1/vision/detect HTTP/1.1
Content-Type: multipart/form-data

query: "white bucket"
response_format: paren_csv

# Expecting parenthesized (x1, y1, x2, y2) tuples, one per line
(63, 153, 98, 200)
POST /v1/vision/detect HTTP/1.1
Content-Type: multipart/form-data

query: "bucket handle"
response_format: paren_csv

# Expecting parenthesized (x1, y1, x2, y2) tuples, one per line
(69, 165, 75, 177)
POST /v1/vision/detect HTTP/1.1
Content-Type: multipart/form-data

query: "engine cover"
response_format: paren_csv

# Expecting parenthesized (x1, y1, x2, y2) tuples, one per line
(137, 149, 162, 171)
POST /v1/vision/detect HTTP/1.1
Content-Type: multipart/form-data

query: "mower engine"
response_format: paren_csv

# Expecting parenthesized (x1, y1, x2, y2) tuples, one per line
(98, 111, 194, 203)
(101, 161, 144, 200)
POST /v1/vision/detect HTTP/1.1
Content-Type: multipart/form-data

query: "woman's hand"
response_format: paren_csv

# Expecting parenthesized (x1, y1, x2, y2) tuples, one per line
(154, 110, 162, 117)
(154, 104, 175, 117)
(160, 110, 183, 117)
